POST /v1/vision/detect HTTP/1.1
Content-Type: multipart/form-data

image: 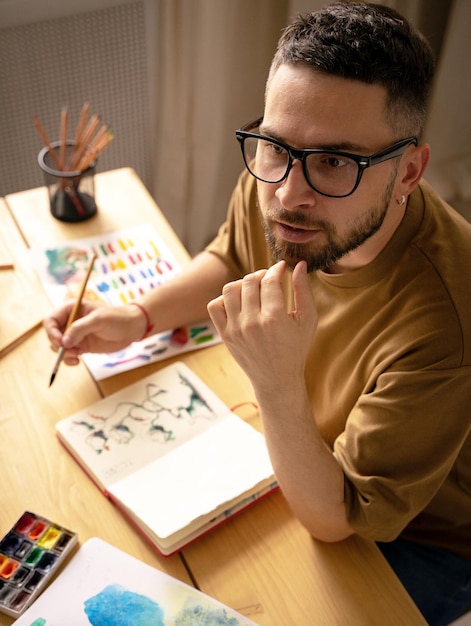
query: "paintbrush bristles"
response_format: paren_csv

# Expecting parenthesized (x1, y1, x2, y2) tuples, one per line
(33, 104, 114, 174)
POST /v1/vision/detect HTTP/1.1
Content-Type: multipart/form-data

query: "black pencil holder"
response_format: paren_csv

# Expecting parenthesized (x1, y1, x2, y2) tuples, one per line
(38, 140, 97, 223)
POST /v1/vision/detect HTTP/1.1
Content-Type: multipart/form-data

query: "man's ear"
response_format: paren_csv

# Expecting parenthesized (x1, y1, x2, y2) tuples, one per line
(398, 143, 431, 196)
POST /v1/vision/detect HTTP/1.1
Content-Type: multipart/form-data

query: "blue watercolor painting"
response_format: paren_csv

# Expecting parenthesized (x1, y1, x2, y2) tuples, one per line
(27, 587, 246, 626)
(18, 538, 256, 626)
(80, 584, 243, 625)
(84, 584, 164, 625)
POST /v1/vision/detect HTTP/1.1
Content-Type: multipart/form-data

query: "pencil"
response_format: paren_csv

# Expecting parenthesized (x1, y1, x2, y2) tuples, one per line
(59, 107, 68, 170)
(74, 102, 90, 147)
(32, 115, 63, 171)
(69, 114, 101, 171)
(0, 320, 43, 360)
(49, 251, 97, 387)
(76, 124, 108, 170)
(78, 128, 114, 171)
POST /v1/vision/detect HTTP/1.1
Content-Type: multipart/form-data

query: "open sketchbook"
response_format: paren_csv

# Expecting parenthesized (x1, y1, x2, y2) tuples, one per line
(56, 361, 277, 556)
(13, 537, 258, 625)
(30, 223, 220, 380)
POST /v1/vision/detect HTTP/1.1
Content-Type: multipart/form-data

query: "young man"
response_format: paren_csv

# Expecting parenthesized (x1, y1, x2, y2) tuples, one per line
(45, 3, 471, 623)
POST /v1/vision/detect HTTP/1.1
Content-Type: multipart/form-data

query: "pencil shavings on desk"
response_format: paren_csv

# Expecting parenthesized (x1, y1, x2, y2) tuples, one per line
(29, 223, 221, 379)
(55, 361, 277, 556)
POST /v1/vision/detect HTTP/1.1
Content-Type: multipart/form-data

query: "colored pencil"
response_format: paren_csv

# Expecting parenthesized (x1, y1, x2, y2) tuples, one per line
(74, 102, 90, 148)
(69, 113, 101, 171)
(0, 320, 43, 360)
(32, 115, 63, 171)
(78, 128, 114, 171)
(59, 107, 68, 170)
(34, 106, 113, 175)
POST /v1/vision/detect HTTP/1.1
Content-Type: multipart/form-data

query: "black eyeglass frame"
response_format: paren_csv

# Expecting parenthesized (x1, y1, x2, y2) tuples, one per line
(235, 117, 418, 198)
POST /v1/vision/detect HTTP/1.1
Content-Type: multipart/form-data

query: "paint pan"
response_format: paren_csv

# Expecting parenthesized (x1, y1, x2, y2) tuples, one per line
(0, 512, 78, 617)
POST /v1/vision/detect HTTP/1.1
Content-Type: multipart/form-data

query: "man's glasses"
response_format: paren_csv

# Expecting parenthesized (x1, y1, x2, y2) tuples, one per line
(236, 117, 417, 198)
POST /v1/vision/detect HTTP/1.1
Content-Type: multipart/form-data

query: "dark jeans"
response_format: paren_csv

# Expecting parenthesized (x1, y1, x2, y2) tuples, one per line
(377, 538, 471, 626)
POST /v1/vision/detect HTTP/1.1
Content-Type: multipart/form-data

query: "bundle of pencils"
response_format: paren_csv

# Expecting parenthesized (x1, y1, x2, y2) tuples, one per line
(33, 103, 114, 173)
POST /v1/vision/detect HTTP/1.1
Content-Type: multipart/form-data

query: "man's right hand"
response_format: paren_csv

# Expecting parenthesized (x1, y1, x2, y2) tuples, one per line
(43, 301, 148, 365)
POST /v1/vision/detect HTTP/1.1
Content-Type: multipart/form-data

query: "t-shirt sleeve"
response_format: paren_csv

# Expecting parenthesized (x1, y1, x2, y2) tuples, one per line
(333, 365, 471, 542)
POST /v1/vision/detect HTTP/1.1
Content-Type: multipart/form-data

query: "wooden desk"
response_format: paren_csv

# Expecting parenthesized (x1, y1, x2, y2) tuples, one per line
(3, 169, 427, 625)
(0, 200, 50, 357)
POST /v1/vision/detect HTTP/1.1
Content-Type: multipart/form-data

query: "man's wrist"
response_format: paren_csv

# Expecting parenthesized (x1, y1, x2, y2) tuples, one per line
(129, 302, 154, 340)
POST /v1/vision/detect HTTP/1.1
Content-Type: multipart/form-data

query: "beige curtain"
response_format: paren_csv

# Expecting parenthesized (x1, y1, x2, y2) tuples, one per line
(380, 0, 471, 205)
(152, 0, 289, 255)
(422, 0, 471, 203)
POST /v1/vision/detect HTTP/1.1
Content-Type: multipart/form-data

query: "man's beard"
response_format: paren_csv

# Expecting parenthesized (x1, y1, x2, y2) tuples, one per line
(259, 173, 397, 273)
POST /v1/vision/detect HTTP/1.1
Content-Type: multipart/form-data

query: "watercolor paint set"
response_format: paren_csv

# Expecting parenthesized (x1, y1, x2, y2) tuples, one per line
(0, 512, 77, 617)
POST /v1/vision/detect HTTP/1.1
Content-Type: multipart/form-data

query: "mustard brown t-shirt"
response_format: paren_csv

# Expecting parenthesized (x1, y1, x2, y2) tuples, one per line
(206, 170, 471, 560)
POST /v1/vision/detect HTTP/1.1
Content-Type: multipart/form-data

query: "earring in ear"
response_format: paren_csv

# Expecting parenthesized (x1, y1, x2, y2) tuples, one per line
(396, 195, 406, 206)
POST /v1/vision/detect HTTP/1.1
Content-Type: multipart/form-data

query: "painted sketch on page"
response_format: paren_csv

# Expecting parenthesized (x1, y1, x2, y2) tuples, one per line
(30, 224, 220, 379)
(12, 537, 258, 625)
(56, 362, 226, 486)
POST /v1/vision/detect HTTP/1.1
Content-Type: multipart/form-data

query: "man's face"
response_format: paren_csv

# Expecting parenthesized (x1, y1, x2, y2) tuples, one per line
(257, 64, 404, 273)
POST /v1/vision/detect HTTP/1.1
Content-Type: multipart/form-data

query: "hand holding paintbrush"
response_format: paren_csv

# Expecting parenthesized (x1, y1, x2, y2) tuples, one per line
(49, 252, 97, 386)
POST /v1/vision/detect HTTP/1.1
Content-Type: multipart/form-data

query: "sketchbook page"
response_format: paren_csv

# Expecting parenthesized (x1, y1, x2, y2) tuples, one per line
(150, 480, 278, 555)
(13, 537, 258, 625)
(29, 224, 220, 380)
(55, 362, 240, 491)
(111, 413, 275, 543)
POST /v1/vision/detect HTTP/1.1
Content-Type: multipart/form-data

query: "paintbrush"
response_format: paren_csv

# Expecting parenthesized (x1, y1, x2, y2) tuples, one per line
(49, 251, 97, 386)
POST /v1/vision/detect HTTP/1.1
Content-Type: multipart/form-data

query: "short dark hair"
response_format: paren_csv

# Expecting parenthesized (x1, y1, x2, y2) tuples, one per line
(268, 2, 435, 138)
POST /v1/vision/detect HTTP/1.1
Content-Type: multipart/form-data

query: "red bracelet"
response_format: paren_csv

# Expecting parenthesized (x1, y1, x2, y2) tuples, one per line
(129, 302, 154, 340)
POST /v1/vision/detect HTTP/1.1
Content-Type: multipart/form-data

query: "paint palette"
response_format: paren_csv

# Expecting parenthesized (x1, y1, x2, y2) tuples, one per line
(30, 223, 182, 308)
(0, 512, 77, 617)
(30, 224, 221, 380)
